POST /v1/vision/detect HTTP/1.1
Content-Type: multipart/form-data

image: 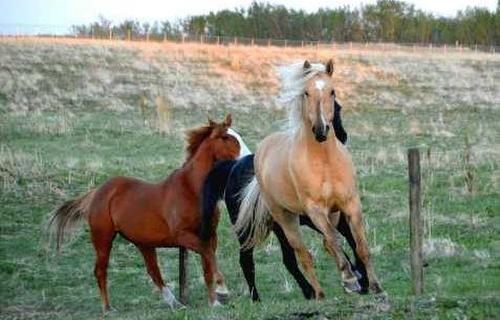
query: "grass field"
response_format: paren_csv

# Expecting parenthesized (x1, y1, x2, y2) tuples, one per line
(1, 38, 499, 319)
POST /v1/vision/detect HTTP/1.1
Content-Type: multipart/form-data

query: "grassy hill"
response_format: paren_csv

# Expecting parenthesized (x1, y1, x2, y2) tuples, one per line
(1, 38, 499, 319)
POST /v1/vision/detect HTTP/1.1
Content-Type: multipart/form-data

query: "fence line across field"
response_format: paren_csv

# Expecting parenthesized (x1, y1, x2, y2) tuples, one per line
(0, 23, 498, 54)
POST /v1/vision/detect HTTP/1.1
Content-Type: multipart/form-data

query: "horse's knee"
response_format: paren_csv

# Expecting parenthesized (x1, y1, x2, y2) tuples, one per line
(94, 264, 107, 280)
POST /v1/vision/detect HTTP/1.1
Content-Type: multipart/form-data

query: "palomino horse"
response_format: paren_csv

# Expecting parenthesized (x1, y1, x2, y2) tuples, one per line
(235, 60, 383, 299)
(200, 107, 369, 301)
(49, 115, 240, 312)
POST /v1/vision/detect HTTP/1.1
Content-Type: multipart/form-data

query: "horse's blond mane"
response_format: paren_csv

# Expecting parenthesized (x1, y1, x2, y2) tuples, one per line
(276, 62, 326, 130)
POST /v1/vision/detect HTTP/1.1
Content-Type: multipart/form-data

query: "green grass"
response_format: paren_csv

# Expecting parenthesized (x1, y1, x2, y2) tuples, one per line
(1, 40, 499, 319)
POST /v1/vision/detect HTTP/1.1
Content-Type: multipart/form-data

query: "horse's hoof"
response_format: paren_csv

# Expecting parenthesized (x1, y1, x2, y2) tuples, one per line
(315, 290, 325, 299)
(165, 297, 186, 310)
(215, 284, 230, 304)
(212, 299, 223, 308)
(103, 306, 118, 316)
(216, 292, 230, 304)
(343, 278, 362, 293)
(170, 300, 186, 310)
(370, 282, 383, 294)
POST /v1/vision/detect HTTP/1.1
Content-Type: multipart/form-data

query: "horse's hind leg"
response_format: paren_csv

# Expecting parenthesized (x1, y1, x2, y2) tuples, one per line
(90, 220, 116, 313)
(273, 223, 315, 300)
(137, 246, 184, 309)
(238, 244, 260, 301)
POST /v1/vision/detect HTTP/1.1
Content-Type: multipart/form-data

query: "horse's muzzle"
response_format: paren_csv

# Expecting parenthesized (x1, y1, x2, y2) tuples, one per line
(312, 125, 329, 143)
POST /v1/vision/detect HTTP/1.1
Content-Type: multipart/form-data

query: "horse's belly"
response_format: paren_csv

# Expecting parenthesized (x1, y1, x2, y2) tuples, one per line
(113, 209, 173, 245)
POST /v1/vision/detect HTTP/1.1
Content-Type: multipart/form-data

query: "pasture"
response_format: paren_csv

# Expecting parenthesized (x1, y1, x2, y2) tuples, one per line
(1, 38, 499, 319)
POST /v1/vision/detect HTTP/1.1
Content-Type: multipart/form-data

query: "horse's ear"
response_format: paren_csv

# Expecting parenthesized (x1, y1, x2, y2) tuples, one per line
(325, 59, 334, 76)
(223, 114, 232, 127)
(208, 118, 216, 127)
(303, 60, 311, 75)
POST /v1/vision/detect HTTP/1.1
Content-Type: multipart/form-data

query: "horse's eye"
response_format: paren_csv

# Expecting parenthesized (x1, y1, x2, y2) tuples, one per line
(221, 136, 229, 141)
(304, 91, 309, 97)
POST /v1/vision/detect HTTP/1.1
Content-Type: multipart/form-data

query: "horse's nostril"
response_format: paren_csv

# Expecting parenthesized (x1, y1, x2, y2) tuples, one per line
(316, 134, 327, 143)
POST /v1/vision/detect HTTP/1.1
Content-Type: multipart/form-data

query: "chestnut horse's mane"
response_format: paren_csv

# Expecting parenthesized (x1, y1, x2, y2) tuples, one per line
(185, 125, 215, 162)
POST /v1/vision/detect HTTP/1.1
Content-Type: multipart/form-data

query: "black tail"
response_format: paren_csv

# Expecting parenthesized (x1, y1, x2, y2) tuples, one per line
(199, 159, 237, 242)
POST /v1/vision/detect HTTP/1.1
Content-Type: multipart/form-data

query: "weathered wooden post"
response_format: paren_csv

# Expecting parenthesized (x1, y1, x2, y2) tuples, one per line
(179, 247, 188, 304)
(408, 148, 423, 295)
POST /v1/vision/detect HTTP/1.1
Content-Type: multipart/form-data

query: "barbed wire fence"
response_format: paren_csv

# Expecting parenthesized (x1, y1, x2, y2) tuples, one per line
(0, 23, 498, 55)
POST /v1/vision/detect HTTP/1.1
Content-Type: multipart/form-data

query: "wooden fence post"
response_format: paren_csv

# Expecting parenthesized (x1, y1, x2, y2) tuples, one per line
(408, 148, 423, 295)
(179, 247, 188, 304)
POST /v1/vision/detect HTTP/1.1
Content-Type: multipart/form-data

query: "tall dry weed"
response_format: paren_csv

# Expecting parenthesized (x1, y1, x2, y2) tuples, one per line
(155, 95, 171, 134)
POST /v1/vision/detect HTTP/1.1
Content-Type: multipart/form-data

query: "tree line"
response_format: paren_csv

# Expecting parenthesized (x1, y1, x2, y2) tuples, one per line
(72, 0, 500, 46)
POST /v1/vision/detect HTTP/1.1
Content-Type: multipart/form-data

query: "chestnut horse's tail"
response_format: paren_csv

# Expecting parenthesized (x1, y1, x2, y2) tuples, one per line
(48, 189, 97, 252)
(234, 177, 271, 250)
(199, 159, 237, 242)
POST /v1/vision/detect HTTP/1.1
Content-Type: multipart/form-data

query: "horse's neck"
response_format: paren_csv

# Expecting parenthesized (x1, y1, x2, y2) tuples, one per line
(183, 150, 215, 193)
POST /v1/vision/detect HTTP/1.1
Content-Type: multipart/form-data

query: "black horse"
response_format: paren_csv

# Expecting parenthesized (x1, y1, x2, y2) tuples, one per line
(200, 101, 368, 301)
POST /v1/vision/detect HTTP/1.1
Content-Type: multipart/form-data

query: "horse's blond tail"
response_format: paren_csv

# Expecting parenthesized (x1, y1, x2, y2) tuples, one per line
(48, 189, 96, 252)
(234, 177, 271, 250)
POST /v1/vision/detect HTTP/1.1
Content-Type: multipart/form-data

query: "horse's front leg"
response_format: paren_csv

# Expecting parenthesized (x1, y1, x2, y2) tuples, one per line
(305, 203, 360, 293)
(301, 214, 366, 293)
(200, 250, 218, 306)
(337, 212, 369, 293)
(341, 196, 383, 294)
(209, 234, 230, 303)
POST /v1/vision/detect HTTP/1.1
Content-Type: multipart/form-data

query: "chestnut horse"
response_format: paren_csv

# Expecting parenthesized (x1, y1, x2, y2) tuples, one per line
(235, 60, 383, 299)
(49, 115, 240, 312)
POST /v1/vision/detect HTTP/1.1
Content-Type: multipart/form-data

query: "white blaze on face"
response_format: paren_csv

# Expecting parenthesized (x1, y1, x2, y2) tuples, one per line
(315, 79, 326, 92)
(227, 128, 252, 158)
(314, 80, 327, 127)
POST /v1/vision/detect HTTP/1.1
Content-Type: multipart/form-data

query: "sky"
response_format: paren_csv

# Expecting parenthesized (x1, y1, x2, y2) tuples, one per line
(0, 0, 497, 34)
